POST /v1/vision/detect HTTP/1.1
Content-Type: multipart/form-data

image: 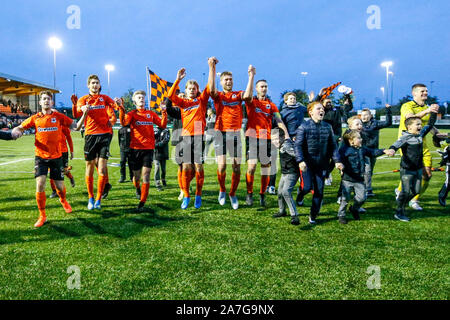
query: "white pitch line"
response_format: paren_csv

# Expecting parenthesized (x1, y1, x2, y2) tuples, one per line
(0, 158, 33, 166)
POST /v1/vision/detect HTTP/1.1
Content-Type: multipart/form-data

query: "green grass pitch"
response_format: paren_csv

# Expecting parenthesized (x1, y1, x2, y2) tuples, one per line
(0, 127, 448, 299)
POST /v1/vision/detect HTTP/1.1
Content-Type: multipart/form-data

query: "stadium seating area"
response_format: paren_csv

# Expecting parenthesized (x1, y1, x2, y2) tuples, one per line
(0, 104, 30, 117)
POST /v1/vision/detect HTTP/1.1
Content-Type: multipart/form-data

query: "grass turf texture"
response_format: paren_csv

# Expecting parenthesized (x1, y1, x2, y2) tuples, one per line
(0, 128, 448, 300)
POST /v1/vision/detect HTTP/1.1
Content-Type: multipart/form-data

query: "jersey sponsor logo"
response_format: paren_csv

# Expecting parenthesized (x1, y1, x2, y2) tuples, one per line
(255, 107, 270, 117)
(37, 127, 58, 132)
(184, 105, 200, 112)
(135, 121, 153, 126)
(223, 101, 240, 107)
(89, 105, 105, 110)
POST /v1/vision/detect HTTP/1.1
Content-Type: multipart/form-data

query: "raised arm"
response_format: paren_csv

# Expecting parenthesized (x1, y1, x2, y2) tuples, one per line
(420, 111, 438, 138)
(208, 57, 218, 99)
(168, 68, 186, 107)
(242, 65, 256, 102)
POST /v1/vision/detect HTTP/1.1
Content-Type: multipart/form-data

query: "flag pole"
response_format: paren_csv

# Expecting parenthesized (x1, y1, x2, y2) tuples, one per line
(146, 66, 151, 110)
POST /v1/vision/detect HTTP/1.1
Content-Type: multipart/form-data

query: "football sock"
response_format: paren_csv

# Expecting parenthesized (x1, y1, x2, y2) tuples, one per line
(96, 175, 107, 201)
(85, 176, 94, 199)
(246, 173, 254, 194)
(260, 175, 270, 195)
(133, 178, 141, 190)
(36, 191, 46, 218)
(140, 182, 149, 203)
(56, 186, 67, 202)
(195, 170, 204, 196)
(217, 170, 226, 193)
(229, 172, 240, 197)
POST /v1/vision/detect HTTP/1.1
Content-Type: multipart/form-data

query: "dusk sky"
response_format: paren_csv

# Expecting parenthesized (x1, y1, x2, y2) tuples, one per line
(1, 0, 449, 109)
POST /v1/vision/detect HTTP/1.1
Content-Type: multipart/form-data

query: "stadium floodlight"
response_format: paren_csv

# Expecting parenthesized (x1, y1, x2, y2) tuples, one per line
(48, 37, 62, 89)
(105, 64, 115, 95)
(301, 72, 308, 91)
(380, 61, 393, 104)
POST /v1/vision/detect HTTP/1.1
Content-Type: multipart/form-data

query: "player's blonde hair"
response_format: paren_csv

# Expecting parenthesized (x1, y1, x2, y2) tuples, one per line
(220, 71, 233, 79)
(87, 74, 100, 85)
(132, 90, 146, 98)
(39, 90, 53, 100)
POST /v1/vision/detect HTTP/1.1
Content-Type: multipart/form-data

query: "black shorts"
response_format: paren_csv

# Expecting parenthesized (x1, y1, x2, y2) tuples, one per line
(62, 152, 69, 168)
(129, 149, 154, 170)
(84, 133, 112, 161)
(35, 156, 64, 180)
(180, 135, 205, 164)
(246, 136, 271, 165)
(214, 130, 242, 158)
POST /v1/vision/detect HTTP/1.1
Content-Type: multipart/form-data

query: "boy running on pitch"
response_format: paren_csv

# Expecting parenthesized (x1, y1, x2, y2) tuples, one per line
(11, 91, 81, 227)
(116, 91, 167, 212)
(209, 58, 255, 209)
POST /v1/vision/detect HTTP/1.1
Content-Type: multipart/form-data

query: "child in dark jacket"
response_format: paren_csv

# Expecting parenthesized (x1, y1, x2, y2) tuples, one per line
(294, 101, 344, 224)
(154, 127, 171, 191)
(388, 112, 437, 221)
(338, 130, 393, 224)
(360, 104, 392, 196)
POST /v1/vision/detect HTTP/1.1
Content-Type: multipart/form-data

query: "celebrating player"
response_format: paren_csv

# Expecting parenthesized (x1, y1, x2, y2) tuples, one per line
(244, 79, 290, 207)
(76, 75, 117, 210)
(167, 58, 215, 209)
(209, 59, 255, 210)
(11, 91, 81, 227)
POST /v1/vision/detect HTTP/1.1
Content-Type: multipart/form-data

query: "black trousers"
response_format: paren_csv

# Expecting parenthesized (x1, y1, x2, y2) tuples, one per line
(120, 150, 133, 180)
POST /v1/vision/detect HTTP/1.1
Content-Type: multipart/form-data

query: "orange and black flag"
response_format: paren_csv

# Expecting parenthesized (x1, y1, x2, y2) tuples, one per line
(320, 82, 341, 100)
(147, 68, 178, 112)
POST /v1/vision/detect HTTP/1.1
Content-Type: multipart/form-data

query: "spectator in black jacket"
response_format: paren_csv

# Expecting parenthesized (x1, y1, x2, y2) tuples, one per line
(154, 127, 170, 191)
(294, 101, 344, 224)
(361, 104, 392, 196)
(0, 130, 14, 140)
(338, 130, 393, 224)
(118, 125, 133, 183)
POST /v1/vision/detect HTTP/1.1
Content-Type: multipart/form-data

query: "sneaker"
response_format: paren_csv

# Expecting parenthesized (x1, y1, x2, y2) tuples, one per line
(194, 195, 202, 209)
(136, 201, 145, 213)
(60, 200, 73, 213)
(268, 186, 276, 195)
(366, 190, 375, 197)
(102, 183, 112, 199)
(272, 211, 287, 218)
(349, 205, 360, 220)
(87, 197, 95, 210)
(394, 212, 410, 222)
(409, 200, 423, 211)
(178, 190, 184, 201)
(136, 187, 141, 200)
(259, 194, 266, 207)
(325, 178, 332, 186)
(291, 215, 300, 225)
(70, 177, 75, 188)
(34, 216, 47, 228)
(118, 177, 126, 183)
(358, 207, 366, 214)
(246, 193, 253, 206)
(49, 190, 57, 199)
(338, 216, 348, 224)
(337, 197, 341, 205)
(229, 195, 239, 210)
(308, 216, 317, 225)
(94, 199, 101, 210)
(218, 191, 226, 205)
(181, 197, 190, 209)
(395, 188, 400, 201)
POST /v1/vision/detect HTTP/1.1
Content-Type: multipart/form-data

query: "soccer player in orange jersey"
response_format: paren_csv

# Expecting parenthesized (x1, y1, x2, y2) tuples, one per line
(168, 58, 215, 209)
(76, 75, 117, 210)
(49, 125, 75, 198)
(245, 79, 290, 207)
(209, 59, 255, 210)
(11, 91, 82, 227)
(115, 90, 167, 212)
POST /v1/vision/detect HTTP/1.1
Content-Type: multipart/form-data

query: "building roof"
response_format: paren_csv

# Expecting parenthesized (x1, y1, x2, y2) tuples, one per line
(0, 72, 60, 96)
